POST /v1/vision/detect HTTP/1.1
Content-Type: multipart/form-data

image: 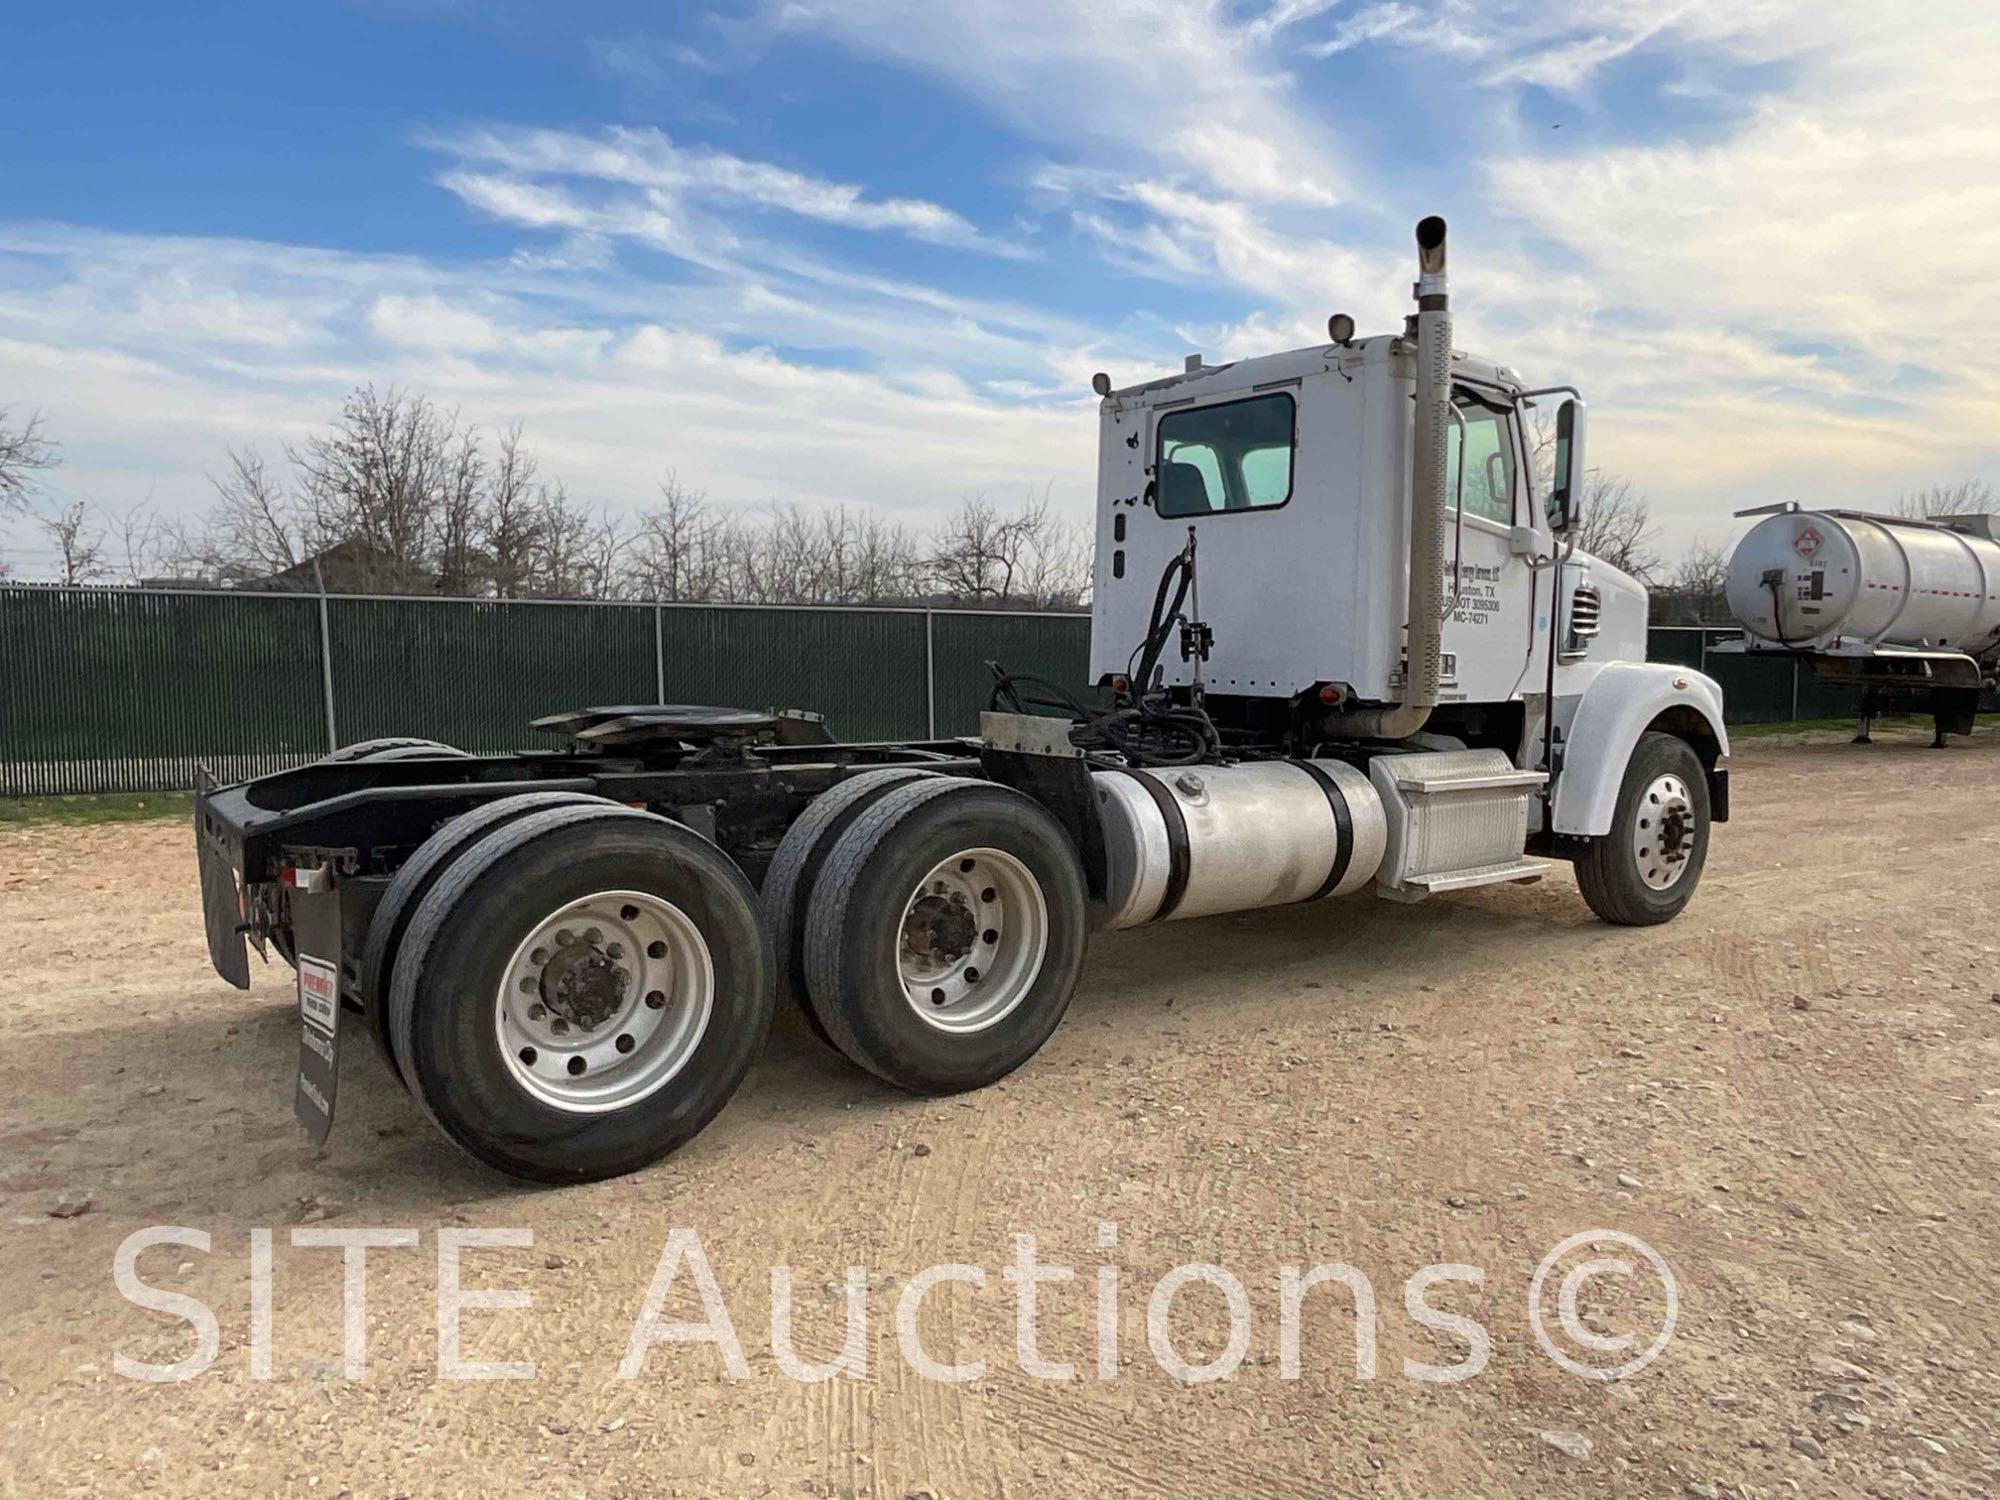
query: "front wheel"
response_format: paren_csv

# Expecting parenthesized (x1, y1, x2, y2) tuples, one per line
(1573, 731, 1710, 926)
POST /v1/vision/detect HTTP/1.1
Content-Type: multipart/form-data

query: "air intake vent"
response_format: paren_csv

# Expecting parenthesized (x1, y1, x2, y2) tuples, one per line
(1564, 583, 1601, 658)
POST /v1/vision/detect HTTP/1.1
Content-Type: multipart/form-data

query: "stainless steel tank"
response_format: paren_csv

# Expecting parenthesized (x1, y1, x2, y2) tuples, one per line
(1091, 760, 1387, 929)
(1725, 508, 2000, 656)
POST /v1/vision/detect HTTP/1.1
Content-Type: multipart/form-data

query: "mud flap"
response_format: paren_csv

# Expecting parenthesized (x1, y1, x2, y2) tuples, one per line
(292, 889, 344, 1147)
(194, 800, 251, 989)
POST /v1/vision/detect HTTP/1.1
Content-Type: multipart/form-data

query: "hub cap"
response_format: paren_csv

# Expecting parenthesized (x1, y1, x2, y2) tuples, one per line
(495, 890, 713, 1113)
(1633, 774, 1696, 891)
(897, 847, 1048, 1034)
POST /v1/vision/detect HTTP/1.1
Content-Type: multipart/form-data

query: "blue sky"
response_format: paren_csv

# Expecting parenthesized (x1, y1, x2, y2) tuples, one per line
(3, 1, 1997, 575)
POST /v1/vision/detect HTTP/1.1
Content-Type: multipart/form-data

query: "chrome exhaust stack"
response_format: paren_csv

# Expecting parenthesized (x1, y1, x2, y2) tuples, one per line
(1323, 215, 1450, 740)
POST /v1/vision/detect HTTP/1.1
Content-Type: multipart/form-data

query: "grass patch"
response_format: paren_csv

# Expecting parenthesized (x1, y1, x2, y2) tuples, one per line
(0, 790, 196, 827)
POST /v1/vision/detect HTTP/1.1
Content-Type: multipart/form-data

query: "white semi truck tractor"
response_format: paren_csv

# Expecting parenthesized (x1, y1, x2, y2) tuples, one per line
(1721, 504, 2000, 745)
(192, 218, 1730, 1183)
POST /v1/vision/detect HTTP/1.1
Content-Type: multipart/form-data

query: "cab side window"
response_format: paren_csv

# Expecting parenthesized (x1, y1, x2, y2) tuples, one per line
(1446, 391, 1516, 525)
(1156, 393, 1296, 516)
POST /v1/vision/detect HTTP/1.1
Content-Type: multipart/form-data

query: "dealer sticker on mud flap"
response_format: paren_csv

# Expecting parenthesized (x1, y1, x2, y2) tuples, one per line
(294, 954, 341, 1147)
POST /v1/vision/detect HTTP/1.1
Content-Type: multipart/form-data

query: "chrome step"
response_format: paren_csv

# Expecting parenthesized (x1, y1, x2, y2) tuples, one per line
(1376, 856, 1552, 902)
(1369, 748, 1548, 901)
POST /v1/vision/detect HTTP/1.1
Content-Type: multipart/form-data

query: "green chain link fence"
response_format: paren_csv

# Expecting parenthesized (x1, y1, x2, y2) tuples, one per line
(0, 586, 1972, 797)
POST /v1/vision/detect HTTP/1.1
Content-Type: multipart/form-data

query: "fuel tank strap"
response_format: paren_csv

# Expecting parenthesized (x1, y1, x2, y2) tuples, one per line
(1113, 769, 1190, 922)
(1288, 759, 1354, 902)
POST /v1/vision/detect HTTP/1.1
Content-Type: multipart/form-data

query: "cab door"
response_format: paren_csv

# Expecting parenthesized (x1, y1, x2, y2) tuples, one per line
(1439, 388, 1534, 701)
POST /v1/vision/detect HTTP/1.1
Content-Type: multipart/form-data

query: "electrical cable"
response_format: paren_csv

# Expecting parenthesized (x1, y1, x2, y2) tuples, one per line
(987, 548, 1222, 768)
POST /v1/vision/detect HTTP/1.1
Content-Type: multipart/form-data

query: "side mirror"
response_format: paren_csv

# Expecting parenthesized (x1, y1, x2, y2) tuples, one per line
(1547, 397, 1587, 532)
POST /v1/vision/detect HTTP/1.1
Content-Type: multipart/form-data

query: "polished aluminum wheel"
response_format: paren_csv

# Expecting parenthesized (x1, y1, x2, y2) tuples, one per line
(1633, 773, 1696, 891)
(897, 847, 1048, 1034)
(495, 889, 713, 1113)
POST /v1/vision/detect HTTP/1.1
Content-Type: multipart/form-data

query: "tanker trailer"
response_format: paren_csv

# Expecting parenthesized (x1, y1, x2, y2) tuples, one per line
(1718, 503, 2000, 745)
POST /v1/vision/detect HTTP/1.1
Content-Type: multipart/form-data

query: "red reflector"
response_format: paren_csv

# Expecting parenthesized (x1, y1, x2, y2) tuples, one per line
(1317, 683, 1344, 706)
(1110, 675, 1129, 693)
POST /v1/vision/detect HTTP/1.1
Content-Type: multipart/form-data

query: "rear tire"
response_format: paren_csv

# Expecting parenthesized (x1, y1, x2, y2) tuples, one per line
(761, 767, 937, 1048)
(803, 779, 1087, 1093)
(389, 804, 773, 1182)
(320, 737, 471, 762)
(1573, 732, 1710, 926)
(360, 791, 617, 1085)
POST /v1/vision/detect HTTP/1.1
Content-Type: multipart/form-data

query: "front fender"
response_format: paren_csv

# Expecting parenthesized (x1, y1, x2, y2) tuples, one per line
(1552, 662, 1729, 836)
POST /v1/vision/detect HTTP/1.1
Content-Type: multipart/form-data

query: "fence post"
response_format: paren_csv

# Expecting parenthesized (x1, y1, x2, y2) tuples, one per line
(654, 604, 666, 704)
(925, 608, 937, 739)
(312, 560, 339, 753)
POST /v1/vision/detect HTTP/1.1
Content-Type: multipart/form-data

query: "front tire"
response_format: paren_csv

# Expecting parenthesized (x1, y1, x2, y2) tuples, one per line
(389, 804, 774, 1182)
(802, 779, 1087, 1093)
(1573, 731, 1710, 926)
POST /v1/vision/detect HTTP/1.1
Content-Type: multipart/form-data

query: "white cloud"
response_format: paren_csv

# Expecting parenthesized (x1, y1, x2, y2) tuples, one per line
(0, 225, 1117, 555)
(425, 123, 1006, 251)
(766, 0, 1353, 205)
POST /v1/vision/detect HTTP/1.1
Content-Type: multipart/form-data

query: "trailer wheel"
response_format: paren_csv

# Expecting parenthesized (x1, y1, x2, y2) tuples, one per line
(761, 767, 937, 1046)
(388, 804, 773, 1182)
(1573, 731, 1711, 926)
(360, 791, 618, 1085)
(803, 779, 1087, 1093)
(321, 737, 472, 763)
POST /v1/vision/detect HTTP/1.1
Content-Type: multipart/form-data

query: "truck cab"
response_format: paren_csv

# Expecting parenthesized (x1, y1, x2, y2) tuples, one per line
(1086, 224, 1723, 881)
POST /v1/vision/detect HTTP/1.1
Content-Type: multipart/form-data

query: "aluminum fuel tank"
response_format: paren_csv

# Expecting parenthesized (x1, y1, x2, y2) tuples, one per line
(1091, 759, 1387, 928)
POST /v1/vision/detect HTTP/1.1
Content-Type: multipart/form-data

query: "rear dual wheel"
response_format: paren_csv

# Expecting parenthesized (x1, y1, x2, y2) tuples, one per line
(388, 805, 773, 1182)
(321, 737, 471, 763)
(801, 779, 1088, 1093)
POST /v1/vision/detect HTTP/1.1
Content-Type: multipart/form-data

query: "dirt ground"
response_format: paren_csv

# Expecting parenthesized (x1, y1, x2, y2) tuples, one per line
(2, 725, 1996, 1499)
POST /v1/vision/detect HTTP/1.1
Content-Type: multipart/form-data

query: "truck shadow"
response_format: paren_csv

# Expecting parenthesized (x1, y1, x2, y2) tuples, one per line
(22, 883, 1619, 1217)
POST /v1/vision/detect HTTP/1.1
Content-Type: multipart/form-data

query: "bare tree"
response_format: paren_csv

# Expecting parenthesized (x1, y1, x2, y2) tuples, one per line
(289, 385, 472, 592)
(1525, 406, 1658, 578)
(528, 482, 626, 599)
(926, 494, 1038, 602)
(0, 407, 57, 515)
(109, 499, 165, 584)
(626, 473, 735, 601)
(33, 498, 106, 585)
(848, 509, 923, 604)
(481, 424, 544, 599)
(1569, 475, 1660, 581)
(926, 490, 1090, 607)
(1650, 537, 1730, 625)
(190, 445, 303, 581)
(433, 423, 486, 597)
(1895, 478, 1993, 519)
